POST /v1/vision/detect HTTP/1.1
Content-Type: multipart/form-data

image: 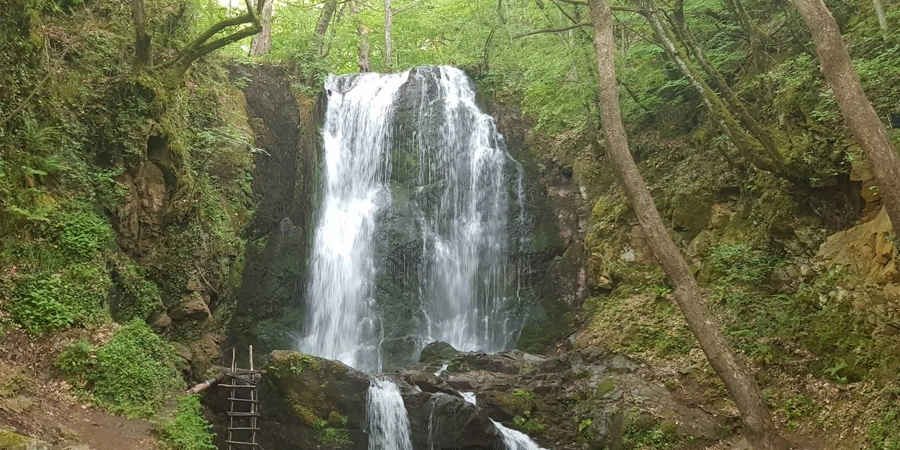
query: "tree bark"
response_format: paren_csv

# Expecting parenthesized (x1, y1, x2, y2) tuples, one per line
(310, 0, 338, 58)
(643, 5, 787, 175)
(384, 0, 393, 71)
(249, 0, 273, 56)
(791, 0, 900, 237)
(351, 0, 371, 72)
(587, 1, 787, 449)
(132, 0, 151, 70)
(872, 0, 889, 34)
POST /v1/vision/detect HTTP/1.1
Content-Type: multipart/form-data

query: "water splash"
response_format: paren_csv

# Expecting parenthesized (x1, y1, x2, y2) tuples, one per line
(460, 392, 477, 405)
(367, 379, 414, 450)
(492, 420, 547, 450)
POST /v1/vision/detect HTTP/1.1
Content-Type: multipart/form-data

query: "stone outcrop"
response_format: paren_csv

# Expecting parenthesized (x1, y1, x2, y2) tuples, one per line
(817, 207, 897, 284)
(208, 348, 728, 450)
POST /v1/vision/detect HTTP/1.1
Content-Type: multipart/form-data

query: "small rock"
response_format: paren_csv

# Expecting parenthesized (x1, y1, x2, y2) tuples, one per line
(419, 341, 460, 364)
(168, 292, 211, 322)
(2, 396, 34, 414)
(62, 446, 93, 450)
(732, 437, 750, 450)
(608, 354, 639, 373)
(150, 312, 172, 329)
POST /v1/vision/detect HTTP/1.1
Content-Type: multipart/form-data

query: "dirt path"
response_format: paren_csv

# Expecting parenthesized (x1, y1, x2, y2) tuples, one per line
(0, 329, 159, 450)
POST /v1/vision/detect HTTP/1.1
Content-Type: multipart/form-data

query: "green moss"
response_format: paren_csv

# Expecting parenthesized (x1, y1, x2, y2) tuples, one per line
(111, 258, 164, 323)
(867, 407, 900, 450)
(7, 263, 111, 334)
(0, 430, 30, 448)
(623, 415, 685, 450)
(512, 415, 546, 435)
(596, 379, 616, 397)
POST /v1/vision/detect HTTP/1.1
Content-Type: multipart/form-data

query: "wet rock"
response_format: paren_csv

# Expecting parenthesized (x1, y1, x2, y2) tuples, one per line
(381, 335, 425, 372)
(419, 341, 460, 364)
(402, 391, 494, 450)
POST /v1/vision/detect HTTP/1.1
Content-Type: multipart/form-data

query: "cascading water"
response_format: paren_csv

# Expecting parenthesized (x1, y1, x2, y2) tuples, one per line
(411, 67, 525, 354)
(367, 379, 414, 450)
(492, 420, 547, 450)
(299, 66, 528, 372)
(299, 71, 410, 373)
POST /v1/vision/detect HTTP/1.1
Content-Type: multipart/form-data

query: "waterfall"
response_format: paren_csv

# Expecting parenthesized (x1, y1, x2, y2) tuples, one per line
(492, 420, 547, 450)
(300, 65, 526, 372)
(412, 66, 523, 354)
(367, 379, 414, 450)
(299, 71, 410, 373)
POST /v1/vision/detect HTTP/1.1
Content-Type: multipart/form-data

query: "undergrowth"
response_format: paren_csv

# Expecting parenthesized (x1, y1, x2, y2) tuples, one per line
(156, 395, 217, 450)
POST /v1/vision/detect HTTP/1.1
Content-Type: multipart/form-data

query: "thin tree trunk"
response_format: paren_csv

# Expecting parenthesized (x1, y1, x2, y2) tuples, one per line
(311, 0, 338, 58)
(352, 0, 371, 72)
(132, 0, 151, 70)
(249, 0, 273, 56)
(872, 0, 889, 36)
(384, 0, 393, 71)
(791, 0, 900, 237)
(643, 6, 786, 174)
(587, 1, 786, 449)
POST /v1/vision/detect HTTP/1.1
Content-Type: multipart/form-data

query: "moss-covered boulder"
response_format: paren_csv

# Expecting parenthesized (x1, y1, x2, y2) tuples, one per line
(208, 351, 368, 450)
(0, 430, 49, 450)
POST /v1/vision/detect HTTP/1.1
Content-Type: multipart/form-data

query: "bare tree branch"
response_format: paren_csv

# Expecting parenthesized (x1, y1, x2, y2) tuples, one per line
(513, 22, 592, 38)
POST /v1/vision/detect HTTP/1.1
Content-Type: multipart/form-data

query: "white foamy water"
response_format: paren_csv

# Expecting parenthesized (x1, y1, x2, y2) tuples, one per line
(298, 71, 409, 372)
(492, 420, 547, 450)
(367, 379, 414, 450)
(460, 392, 477, 405)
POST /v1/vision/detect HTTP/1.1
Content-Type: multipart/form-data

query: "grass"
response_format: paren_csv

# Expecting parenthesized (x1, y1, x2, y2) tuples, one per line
(156, 395, 217, 450)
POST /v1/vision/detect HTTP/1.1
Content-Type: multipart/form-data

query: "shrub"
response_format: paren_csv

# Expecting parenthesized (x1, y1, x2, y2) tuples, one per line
(53, 339, 95, 388)
(156, 395, 216, 450)
(91, 320, 182, 417)
(6, 264, 111, 334)
(112, 260, 163, 323)
(54, 209, 114, 261)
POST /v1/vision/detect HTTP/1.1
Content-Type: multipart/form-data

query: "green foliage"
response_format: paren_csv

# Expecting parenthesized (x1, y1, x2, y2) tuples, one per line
(867, 407, 900, 450)
(54, 208, 114, 260)
(623, 417, 684, 450)
(513, 389, 536, 399)
(512, 415, 546, 435)
(776, 394, 816, 430)
(111, 258, 163, 323)
(53, 339, 95, 387)
(156, 395, 217, 450)
(595, 379, 615, 397)
(91, 320, 182, 417)
(7, 263, 111, 333)
(707, 243, 781, 284)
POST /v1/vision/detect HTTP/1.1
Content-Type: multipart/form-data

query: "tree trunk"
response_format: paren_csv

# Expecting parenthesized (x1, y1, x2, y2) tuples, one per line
(791, 0, 900, 237)
(132, 0, 151, 70)
(587, 1, 787, 449)
(872, 0, 889, 36)
(249, 0, 273, 56)
(643, 5, 787, 175)
(311, 0, 338, 58)
(351, 0, 371, 72)
(384, 0, 393, 71)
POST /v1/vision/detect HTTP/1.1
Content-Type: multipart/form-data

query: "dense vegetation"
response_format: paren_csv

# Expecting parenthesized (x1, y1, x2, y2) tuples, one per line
(2, 0, 900, 448)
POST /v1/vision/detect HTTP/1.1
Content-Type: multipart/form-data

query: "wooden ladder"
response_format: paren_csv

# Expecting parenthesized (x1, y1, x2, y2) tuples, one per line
(224, 346, 261, 449)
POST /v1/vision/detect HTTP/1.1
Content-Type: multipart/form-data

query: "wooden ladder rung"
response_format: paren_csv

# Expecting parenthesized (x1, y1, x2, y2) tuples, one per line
(228, 427, 261, 431)
(227, 412, 261, 417)
(220, 384, 258, 388)
(225, 440, 259, 446)
(227, 398, 259, 403)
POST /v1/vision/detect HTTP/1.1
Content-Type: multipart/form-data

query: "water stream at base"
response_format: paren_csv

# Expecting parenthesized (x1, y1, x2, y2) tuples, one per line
(367, 379, 414, 450)
(492, 420, 547, 450)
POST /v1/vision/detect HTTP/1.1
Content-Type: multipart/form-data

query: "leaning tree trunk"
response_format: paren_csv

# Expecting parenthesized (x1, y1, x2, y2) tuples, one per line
(384, 0, 393, 71)
(587, 0, 787, 449)
(249, 0, 273, 55)
(791, 0, 900, 237)
(643, 6, 788, 175)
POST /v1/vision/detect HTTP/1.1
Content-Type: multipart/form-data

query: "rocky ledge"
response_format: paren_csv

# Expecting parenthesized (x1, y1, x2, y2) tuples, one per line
(206, 346, 729, 449)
